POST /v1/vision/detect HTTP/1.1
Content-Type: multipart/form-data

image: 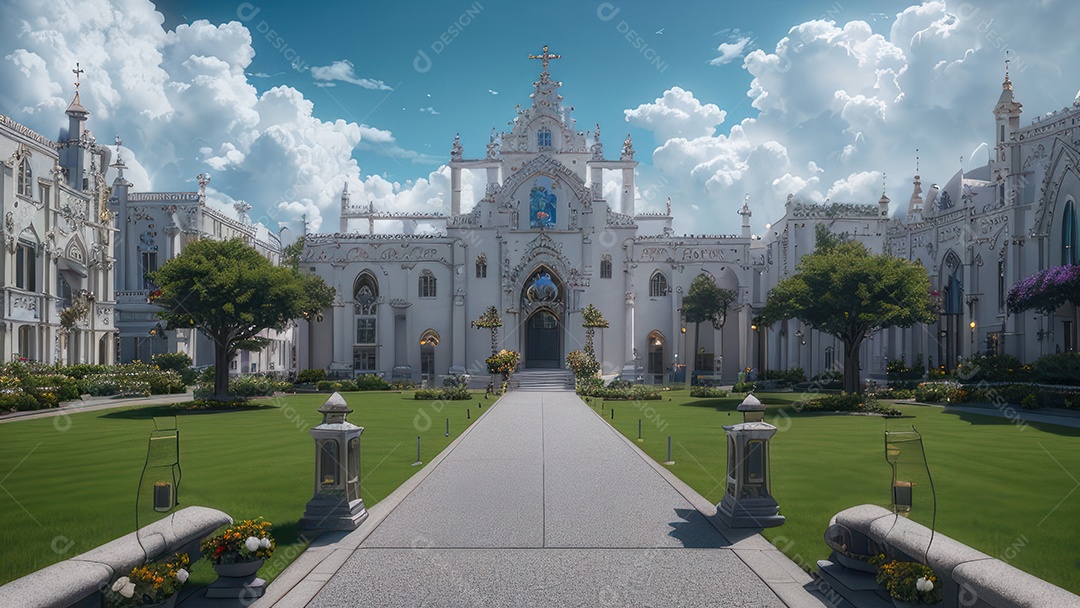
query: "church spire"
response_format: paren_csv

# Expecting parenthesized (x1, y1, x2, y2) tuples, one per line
(907, 149, 924, 223)
(66, 63, 90, 120)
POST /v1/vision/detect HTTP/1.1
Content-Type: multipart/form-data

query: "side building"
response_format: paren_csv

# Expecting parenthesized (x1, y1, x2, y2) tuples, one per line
(0, 77, 117, 365)
(109, 164, 295, 376)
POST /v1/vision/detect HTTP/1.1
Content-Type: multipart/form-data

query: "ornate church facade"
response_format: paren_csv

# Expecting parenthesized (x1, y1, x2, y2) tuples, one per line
(0, 68, 117, 365)
(300, 52, 1080, 385)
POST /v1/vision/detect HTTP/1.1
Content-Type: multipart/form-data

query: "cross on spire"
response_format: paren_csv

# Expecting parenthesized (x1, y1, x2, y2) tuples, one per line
(73, 63, 84, 90)
(528, 45, 561, 72)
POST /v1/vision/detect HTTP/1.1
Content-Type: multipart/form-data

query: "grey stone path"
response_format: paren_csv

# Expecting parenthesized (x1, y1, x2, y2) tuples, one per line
(258, 391, 833, 607)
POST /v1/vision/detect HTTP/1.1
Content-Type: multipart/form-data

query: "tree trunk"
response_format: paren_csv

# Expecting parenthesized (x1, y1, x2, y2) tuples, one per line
(843, 338, 862, 395)
(214, 338, 231, 401)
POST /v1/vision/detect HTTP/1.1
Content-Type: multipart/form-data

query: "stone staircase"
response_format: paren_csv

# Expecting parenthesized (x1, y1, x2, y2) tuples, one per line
(509, 369, 575, 391)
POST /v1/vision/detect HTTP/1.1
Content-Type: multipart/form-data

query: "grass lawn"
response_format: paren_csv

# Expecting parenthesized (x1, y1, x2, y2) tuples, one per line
(0, 391, 488, 587)
(594, 392, 1080, 594)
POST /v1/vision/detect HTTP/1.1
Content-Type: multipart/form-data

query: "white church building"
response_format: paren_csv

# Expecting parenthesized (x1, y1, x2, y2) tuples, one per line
(299, 50, 1080, 385)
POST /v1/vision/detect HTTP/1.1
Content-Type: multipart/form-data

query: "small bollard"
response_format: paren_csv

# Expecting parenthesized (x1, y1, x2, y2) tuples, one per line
(638, 419, 642, 442)
(445, 418, 449, 437)
(610, 408, 614, 420)
(412, 436, 422, 466)
(663, 436, 674, 466)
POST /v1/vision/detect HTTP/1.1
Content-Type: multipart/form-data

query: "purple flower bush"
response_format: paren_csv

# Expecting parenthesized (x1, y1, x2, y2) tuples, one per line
(1007, 265, 1080, 313)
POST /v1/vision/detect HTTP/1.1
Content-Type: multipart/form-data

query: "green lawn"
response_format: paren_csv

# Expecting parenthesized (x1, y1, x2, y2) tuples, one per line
(0, 391, 487, 587)
(595, 392, 1080, 594)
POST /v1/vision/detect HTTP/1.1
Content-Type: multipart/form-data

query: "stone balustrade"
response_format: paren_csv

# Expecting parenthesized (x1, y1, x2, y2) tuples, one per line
(0, 506, 231, 608)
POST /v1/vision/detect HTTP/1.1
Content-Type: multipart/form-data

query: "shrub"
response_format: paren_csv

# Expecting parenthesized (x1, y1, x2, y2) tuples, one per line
(912, 382, 952, 403)
(1021, 393, 1040, 409)
(355, 374, 389, 390)
(151, 352, 197, 385)
(390, 380, 419, 390)
(565, 350, 600, 378)
(797, 392, 899, 416)
(296, 368, 327, 384)
(690, 386, 728, 398)
(886, 356, 926, 388)
(578, 384, 662, 401)
(732, 381, 756, 393)
(761, 368, 806, 384)
(413, 386, 471, 400)
(955, 353, 1025, 384)
(22, 373, 81, 402)
(1031, 352, 1080, 386)
(196, 375, 292, 399)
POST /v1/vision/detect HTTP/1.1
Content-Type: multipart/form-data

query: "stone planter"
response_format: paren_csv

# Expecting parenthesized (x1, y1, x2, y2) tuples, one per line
(206, 559, 266, 599)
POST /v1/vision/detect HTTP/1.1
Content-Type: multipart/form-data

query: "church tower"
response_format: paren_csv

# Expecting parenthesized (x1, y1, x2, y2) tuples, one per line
(992, 64, 1023, 206)
(60, 63, 93, 191)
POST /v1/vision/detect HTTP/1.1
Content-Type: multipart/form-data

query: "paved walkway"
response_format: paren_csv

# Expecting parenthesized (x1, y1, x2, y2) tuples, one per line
(257, 391, 832, 607)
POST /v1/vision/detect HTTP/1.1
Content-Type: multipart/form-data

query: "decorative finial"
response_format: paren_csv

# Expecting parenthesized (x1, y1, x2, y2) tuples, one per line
(915, 148, 920, 175)
(528, 45, 561, 72)
(73, 63, 84, 91)
(1003, 57, 1012, 90)
(882, 172, 887, 196)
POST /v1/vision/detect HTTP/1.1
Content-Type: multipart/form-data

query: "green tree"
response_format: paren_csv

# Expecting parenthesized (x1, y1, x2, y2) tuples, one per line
(581, 304, 609, 374)
(471, 306, 503, 356)
(761, 231, 935, 394)
(282, 238, 305, 271)
(149, 238, 334, 400)
(681, 274, 738, 381)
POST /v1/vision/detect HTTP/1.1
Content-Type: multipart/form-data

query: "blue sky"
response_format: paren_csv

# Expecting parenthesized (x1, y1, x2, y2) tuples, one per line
(2, 0, 1077, 235)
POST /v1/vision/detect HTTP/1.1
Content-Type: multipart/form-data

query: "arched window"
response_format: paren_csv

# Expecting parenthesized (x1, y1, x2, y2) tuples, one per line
(600, 255, 612, 279)
(476, 253, 487, 278)
(419, 270, 437, 298)
(353, 273, 379, 372)
(17, 156, 32, 197)
(537, 127, 552, 149)
(649, 271, 668, 297)
(1063, 200, 1077, 265)
(15, 240, 36, 291)
(824, 346, 835, 371)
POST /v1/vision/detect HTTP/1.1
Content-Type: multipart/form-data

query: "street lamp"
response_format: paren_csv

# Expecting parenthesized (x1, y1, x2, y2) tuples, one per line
(794, 328, 804, 368)
(970, 320, 976, 351)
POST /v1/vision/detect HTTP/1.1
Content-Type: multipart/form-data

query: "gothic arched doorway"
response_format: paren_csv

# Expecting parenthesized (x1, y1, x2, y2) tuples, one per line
(520, 266, 565, 369)
(525, 309, 561, 368)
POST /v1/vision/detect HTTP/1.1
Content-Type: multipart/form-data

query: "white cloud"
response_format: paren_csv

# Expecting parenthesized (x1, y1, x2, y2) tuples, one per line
(624, 86, 726, 141)
(631, 1, 1080, 234)
(310, 59, 392, 90)
(0, 0, 430, 234)
(709, 36, 753, 66)
(488, 89, 498, 95)
(419, 106, 439, 115)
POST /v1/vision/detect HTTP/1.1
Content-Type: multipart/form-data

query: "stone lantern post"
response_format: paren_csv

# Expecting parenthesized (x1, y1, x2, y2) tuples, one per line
(716, 394, 785, 528)
(300, 392, 368, 530)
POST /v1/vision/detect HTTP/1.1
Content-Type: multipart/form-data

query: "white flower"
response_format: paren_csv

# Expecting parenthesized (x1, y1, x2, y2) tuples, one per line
(245, 536, 261, 552)
(259, 537, 271, 549)
(916, 576, 934, 592)
(119, 582, 136, 598)
(111, 576, 130, 592)
(176, 568, 189, 583)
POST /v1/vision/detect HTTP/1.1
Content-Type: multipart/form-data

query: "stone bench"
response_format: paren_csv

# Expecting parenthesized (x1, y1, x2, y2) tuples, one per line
(0, 506, 232, 608)
(820, 504, 1080, 608)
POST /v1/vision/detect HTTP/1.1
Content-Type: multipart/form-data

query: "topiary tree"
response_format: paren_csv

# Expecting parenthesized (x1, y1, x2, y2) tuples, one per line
(581, 304, 609, 375)
(471, 306, 503, 356)
(681, 274, 737, 381)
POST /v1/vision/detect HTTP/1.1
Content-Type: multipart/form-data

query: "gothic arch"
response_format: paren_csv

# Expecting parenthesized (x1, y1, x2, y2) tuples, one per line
(494, 154, 590, 211)
(1033, 139, 1080, 236)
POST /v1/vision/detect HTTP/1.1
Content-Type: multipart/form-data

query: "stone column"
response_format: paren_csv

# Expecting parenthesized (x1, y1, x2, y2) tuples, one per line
(451, 166, 462, 216)
(621, 167, 634, 216)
